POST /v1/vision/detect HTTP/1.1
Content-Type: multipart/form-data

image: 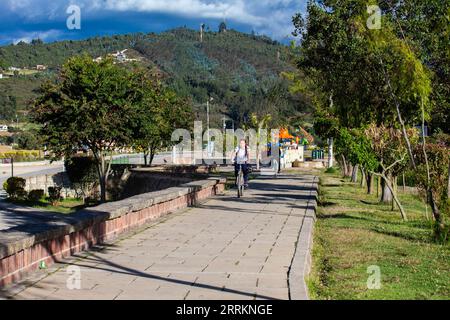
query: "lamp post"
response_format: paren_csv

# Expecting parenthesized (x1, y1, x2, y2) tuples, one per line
(206, 97, 213, 156)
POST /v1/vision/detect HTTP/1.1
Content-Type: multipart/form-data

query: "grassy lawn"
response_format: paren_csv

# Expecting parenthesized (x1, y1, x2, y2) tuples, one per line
(10, 198, 85, 214)
(308, 170, 449, 300)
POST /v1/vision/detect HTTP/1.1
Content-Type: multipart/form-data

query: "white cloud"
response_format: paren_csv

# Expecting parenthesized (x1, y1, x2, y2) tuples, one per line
(2, 0, 305, 40)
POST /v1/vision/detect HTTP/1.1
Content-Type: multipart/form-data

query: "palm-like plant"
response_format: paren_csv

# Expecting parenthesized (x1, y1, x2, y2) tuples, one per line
(250, 113, 272, 170)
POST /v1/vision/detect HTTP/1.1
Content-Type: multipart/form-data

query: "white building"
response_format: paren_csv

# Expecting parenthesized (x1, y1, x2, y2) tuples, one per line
(0, 125, 8, 132)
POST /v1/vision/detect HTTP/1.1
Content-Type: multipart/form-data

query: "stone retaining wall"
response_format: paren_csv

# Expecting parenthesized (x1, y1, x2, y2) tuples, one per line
(0, 177, 225, 288)
(24, 172, 77, 198)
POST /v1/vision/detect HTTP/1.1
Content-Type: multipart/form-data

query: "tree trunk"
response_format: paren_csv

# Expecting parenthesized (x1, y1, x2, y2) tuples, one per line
(96, 154, 108, 203)
(402, 173, 406, 192)
(99, 173, 107, 203)
(381, 173, 393, 203)
(360, 167, 366, 188)
(383, 174, 407, 221)
(149, 148, 156, 166)
(340, 154, 348, 177)
(346, 163, 353, 178)
(328, 137, 334, 168)
(391, 176, 398, 211)
(428, 188, 442, 224)
(366, 172, 373, 194)
(351, 164, 359, 183)
(143, 151, 149, 166)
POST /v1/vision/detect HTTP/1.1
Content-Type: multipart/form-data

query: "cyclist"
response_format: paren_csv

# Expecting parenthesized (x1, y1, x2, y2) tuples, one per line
(231, 139, 250, 189)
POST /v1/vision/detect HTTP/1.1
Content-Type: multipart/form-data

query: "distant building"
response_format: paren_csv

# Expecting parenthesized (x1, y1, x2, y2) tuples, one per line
(8, 67, 20, 71)
(36, 65, 47, 71)
(0, 74, 3, 79)
(0, 125, 8, 132)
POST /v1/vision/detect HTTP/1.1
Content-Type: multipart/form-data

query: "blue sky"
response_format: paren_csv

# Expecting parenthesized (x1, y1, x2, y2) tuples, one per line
(0, 0, 307, 45)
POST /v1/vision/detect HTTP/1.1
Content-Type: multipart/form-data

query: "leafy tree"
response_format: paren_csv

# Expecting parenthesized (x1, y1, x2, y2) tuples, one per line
(132, 75, 193, 166)
(365, 124, 419, 220)
(32, 55, 149, 202)
(16, 130, 43, 150)
(0, 59, 6, 71)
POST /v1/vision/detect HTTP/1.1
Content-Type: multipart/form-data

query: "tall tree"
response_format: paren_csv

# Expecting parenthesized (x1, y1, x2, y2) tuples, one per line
(32, 55, 149, 202)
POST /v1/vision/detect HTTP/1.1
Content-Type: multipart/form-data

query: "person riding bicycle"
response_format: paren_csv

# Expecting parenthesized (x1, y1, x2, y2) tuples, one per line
(231, 139, 250, 189)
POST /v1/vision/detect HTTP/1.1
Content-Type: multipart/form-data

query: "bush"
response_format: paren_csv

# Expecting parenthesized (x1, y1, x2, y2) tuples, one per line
(0, 150, 43, 162)
(64, 156, 98, 199)
(28, 189, 44, 202)
(325, 167, 338, 174)
(47, 186, 62, 205)
(4, 177, 27, 200)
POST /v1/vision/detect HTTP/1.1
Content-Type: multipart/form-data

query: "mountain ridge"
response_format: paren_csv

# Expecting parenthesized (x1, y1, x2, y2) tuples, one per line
(0, 28, 308, 126)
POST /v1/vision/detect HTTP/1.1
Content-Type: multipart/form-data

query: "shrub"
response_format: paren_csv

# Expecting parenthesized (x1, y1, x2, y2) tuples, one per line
(47, 186, 62, 205)
(4, 177, 27, 200)
(0, 150, 43, 162)
(325, 167, 338, 174)
(64, 156, 98, 199)
(28, 189, 44, 202)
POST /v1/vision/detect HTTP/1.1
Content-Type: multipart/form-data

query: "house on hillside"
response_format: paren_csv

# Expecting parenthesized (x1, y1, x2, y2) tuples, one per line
(0, 125, 8, 132)
(0, 73, 3, 79)
(36, 65, 47, 71)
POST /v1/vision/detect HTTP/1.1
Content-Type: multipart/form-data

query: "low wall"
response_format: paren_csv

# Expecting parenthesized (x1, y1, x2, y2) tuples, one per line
(24, 172, 77, 198)
(0, 177, 225, 288)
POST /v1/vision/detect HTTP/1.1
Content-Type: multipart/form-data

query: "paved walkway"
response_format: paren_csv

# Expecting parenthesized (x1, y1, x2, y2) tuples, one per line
(2, 174, 316, 300)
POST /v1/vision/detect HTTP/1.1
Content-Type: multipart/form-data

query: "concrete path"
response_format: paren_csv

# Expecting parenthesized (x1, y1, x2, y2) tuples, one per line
(2, 174, 317, 300)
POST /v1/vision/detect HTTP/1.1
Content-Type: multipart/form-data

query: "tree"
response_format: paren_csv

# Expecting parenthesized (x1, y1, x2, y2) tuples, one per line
(414, 142, 450, 241)
(32, 55, 148, 202)
(0, 59, 6, 71)
(132, 77, 193, 166)
(365, 124, 419, 220)
(378, 0, 449, 134)
(16, 130, 43, 150)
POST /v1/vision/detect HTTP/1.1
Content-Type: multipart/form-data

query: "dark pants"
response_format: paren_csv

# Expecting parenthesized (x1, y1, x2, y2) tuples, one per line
(235, 163, 249, 185)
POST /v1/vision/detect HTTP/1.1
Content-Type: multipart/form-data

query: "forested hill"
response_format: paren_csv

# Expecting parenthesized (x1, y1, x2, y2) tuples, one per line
(0, 28, 309, 126)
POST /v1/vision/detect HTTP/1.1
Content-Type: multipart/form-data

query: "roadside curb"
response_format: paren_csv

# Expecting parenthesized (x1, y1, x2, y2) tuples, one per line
(288, 175, 318, 300)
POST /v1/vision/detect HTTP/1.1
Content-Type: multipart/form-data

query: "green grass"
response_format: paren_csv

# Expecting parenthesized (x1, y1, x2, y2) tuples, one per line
(9, 197, 85, 214)
(308, 170, 450, 300)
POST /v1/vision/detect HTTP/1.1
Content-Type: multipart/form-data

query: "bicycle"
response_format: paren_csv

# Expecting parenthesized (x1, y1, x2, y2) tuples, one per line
(236, 163, 245, 198)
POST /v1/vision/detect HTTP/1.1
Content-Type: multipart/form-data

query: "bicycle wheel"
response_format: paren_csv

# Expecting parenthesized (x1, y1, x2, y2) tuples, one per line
(238, 171, 244, 197)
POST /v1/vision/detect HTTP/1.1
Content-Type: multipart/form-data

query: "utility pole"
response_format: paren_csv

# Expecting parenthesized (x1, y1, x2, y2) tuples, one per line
(222, 116, 227, 163)
(206, 97, 213, 156)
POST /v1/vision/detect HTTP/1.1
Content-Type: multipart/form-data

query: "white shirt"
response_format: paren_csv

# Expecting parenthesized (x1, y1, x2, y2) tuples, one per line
(234, 146, 249, 164)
